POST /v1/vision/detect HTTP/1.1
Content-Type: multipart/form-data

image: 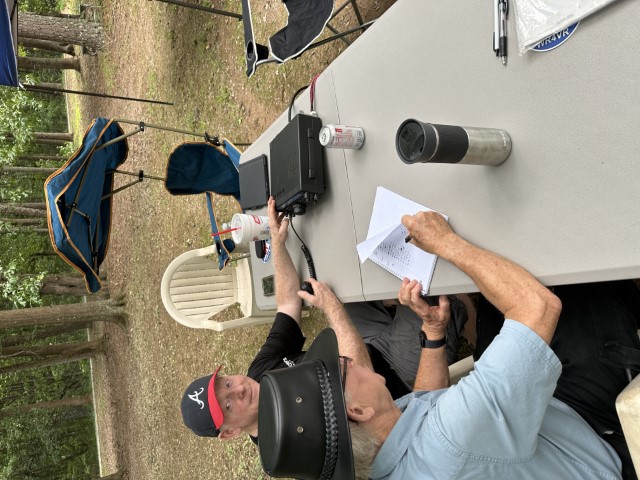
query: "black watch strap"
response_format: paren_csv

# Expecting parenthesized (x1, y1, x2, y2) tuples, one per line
(420, 330, 446, 349)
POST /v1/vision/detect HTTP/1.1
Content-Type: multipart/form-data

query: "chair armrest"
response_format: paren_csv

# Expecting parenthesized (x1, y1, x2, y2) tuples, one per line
(160, 245, 218, 328)
(448, 355, 474, 385)
(616, 374, 640, 472)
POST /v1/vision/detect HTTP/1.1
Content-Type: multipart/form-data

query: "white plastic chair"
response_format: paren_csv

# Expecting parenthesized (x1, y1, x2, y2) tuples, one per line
(616, 373, 640, 472)
(449, 355, 474, 385)
(161, 245, 276, 331)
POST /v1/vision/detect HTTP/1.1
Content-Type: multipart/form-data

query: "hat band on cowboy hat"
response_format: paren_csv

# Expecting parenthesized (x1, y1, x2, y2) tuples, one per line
(258, 328, 354, 480)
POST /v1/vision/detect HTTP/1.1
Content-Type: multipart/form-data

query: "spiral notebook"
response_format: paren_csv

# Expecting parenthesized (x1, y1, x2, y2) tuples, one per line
(356, 187, 447, 295)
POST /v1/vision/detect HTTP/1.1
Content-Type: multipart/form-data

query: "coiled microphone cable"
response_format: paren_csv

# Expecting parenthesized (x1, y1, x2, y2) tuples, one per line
(289, 215, 316, 280)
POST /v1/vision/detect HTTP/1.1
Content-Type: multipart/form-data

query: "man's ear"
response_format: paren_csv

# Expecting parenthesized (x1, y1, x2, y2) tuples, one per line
(346, 403, 375, 423)
(218, 428, 242, 440)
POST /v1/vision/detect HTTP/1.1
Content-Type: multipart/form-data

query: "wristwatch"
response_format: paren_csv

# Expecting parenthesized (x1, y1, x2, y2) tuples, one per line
(419, 330, 446, 349)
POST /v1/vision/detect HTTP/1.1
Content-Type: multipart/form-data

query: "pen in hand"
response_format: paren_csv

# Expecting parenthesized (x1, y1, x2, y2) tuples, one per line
(405, 235, 412, 243)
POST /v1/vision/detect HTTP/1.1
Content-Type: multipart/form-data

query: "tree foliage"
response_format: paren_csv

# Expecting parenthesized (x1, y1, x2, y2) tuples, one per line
(0, 259, 46, 308)
(19, 0, 61, 14)
(1, 327, 98, 479)
(0, 91, 67, 169)
(0, 87, 42, 165)
(1, 2, 101, 477)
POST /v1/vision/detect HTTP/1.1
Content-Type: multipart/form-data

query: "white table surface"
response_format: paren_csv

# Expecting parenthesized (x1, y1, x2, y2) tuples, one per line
(244, 0, 640, 309)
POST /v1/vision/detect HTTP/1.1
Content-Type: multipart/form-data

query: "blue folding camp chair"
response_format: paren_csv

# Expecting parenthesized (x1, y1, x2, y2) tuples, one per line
(45, 117, 248, 293)
(165, 140, 244, 270)
(148, 0, 374, 78)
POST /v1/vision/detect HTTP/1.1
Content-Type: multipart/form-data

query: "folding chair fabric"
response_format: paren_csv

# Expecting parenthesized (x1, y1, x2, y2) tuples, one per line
(269, 0, 334, 63)
(165, 141, 240, 198)
(242, 0, 333, 76)
(44, 117, 128, 293)
(242, 0, 371, 77)
(165, 140, 242, 270)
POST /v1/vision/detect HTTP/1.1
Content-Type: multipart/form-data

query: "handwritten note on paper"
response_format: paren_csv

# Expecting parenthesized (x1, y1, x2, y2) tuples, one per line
(356, 187, 448, 295)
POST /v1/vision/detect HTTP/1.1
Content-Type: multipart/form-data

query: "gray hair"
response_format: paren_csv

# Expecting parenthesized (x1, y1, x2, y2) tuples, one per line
(348, 420, 379, 480)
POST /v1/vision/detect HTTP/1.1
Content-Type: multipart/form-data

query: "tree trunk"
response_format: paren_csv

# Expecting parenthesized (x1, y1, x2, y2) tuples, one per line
(40, 275, 94, 297)
(97, 471, 126, 480)
(18, 154, 66, 162)
(40, 282, 87, 297)
(0, 298, 127, 330)
(33, 251, 57, 257)
(18, 37, 75, 56)
(18, 12, 104, 51)
(18, 56, 81, 72)
(0, 395, 92, 420)
(19, 202, 47, 210)
(41, 274, 87, 288)
(12, 227, 49, 234)
(35, 131, 74, 141)
(31, 83, 65, 91)
(0, 322, 90, 348)
(0, 166, 57, 175)
(0, 350, 98, 375)
(2, 134, 68, 146)
(35, 139, 69, 146)
(0, 218, 44, 226)
(0, 204, 47, 218)
(2, 132, 73, 142)
(1, 339, 102, 358)
(34, 12, 81, 19)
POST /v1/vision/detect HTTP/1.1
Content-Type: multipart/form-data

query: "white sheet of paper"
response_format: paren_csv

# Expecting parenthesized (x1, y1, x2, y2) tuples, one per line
(514, 0, 618, 52)
(356, 187, 447, 295)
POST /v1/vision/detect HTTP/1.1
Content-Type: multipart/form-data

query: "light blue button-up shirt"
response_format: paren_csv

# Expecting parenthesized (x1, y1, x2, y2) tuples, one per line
(370, 320, 622, 479)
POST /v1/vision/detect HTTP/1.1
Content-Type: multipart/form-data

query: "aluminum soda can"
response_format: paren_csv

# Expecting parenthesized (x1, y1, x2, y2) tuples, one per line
(319, 124, 365, 149)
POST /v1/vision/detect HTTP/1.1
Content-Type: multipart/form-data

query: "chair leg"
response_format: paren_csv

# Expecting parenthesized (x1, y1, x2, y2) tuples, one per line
(151, 0, 242, 19)
(307, 20, 376, 51)
(330, 0, 364, 25)
(325, 22, 352, 47)
(325, 0, 369, 47)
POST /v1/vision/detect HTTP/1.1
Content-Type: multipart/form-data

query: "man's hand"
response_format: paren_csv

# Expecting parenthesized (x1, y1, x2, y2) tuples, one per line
(268, 196, 302, 323)
(402, 211, 453, 257)
(398, 278, 450, 339)
(299, 278, 374, 370)
(297, 278, 341, 313)
(268, 196, 289, 246)
(403, 209, 561, 345)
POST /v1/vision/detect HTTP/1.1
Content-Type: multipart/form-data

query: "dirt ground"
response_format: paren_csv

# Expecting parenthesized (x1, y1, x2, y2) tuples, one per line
(65, 1, 397, 478)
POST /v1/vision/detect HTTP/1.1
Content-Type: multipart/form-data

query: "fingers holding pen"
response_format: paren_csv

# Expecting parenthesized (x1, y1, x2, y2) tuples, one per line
(401, 211, 454, 255)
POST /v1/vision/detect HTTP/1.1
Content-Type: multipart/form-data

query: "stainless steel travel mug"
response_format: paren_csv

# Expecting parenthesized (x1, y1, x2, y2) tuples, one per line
(396, 119, 512, 166)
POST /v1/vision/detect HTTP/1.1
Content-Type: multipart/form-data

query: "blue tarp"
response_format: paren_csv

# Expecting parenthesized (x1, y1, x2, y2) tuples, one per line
(44, 118, 128, 293)
(1, 0, 18, 87)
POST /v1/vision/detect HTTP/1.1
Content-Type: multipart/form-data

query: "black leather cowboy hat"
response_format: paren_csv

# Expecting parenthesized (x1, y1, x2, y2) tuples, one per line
(258, 328, 354, 479)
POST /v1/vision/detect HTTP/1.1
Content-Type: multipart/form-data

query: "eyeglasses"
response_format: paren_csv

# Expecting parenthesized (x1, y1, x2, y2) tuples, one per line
(339, 356, 352, 393)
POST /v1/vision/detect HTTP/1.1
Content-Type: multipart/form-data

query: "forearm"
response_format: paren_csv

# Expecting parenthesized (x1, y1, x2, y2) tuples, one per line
(272, 240, 302, 323)
(413, 344, 449, 391)
(324, 302, 373, 370)
(437, 235, 561, 344)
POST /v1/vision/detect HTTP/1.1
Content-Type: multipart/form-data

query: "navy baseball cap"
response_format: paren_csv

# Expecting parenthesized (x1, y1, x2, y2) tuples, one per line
(181, 365, 225, 437)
